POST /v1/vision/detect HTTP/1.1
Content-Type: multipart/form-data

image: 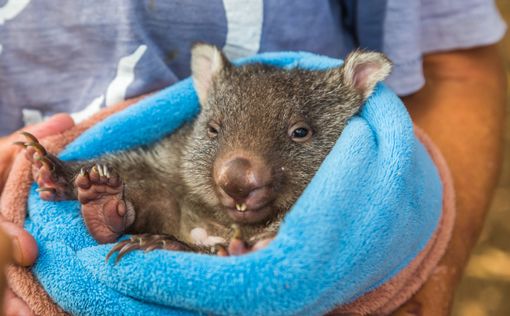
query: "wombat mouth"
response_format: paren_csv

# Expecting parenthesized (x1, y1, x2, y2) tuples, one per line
(225, 204, 274, 224)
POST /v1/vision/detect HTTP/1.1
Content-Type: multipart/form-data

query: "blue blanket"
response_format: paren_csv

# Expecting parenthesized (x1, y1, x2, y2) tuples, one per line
(25, 52, 442, 315)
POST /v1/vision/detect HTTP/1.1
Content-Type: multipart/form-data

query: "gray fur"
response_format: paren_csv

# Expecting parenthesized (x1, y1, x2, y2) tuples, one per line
(63, 44, 392, 248)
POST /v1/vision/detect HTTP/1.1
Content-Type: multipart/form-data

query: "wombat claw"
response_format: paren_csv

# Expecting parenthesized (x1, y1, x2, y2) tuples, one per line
(106, 234, 191, 264)
(16, 131, 72, 200)
(15, 131, 54, 169)
(35, 156, 55, 171)
(214, 224, 251, 256)
(14, 131, 48, 155)
(36, 187, 57, 194)
(19, 131, 39, 143)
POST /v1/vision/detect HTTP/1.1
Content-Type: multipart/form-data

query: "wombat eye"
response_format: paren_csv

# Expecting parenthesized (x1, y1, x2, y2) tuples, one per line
(288, 122, 313, 143)
(207, 121, 220, 139)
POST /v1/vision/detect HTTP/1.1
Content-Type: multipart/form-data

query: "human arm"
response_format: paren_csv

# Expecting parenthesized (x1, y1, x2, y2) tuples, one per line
(393, 44, 506, 315)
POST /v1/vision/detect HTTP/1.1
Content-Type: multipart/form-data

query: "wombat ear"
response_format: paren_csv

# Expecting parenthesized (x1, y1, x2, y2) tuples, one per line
(341, 50, 392, 100)
(191, 43, 230, 105)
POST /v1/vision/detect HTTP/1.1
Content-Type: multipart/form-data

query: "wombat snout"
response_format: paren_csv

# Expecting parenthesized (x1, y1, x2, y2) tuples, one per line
(214, 153, 276, 224)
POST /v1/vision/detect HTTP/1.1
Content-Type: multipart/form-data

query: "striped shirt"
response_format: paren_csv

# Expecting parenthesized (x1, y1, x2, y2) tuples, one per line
(0, 0, 506, 135)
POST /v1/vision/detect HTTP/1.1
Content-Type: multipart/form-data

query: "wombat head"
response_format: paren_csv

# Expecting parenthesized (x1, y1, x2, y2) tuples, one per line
(182, 44, 391, 226)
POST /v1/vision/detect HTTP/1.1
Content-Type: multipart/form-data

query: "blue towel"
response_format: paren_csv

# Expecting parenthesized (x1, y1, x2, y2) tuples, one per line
(25, 52, 442, 315)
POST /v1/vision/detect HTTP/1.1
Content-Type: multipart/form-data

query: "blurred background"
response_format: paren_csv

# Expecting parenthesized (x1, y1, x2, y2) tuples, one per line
(452, 1, 510, 315)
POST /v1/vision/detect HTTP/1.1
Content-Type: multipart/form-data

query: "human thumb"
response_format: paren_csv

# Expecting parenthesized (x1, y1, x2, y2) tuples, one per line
(22, 113, 75, 139)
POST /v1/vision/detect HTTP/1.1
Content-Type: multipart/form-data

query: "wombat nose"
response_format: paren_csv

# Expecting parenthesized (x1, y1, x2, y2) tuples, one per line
(216, 157, 270, 202)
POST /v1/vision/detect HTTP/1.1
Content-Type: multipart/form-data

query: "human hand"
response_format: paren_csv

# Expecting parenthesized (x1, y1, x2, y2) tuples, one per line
(1, 223, 34, 316)
(0, 214, 38, 316)
(0, 114, 75, 194)
(0, 113, 74, 316)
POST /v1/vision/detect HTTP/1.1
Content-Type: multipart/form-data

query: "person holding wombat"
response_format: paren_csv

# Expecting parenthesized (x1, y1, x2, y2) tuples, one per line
(0, 1, 506, 315)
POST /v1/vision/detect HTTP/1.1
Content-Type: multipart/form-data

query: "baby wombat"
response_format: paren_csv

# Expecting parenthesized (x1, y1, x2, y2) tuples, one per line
(17, 44, 391, 260)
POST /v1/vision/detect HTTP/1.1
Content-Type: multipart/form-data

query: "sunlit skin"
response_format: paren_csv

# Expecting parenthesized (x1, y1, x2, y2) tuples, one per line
(394, 44, 506, 315)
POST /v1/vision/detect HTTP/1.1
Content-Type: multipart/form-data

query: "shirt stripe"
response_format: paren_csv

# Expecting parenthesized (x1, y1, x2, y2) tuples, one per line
(222, 0, 263, 60)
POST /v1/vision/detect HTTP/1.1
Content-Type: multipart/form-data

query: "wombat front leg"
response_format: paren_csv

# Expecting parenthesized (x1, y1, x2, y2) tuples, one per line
(75, 164, 135, 244)
(15, 132, 75, 201)
(16, 133, 135, 244)
(105, 234, 195, 264)
(216, 225, 275, 256)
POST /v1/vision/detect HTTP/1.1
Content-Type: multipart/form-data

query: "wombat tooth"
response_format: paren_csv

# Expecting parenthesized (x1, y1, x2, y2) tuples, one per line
(235, 203, 247, 212)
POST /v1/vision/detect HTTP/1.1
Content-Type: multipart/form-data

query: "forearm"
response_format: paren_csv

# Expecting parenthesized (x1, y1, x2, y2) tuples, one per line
(395, 44, 506, 315)
(404, 45, 507, 132)
(404, 44, 506, 249)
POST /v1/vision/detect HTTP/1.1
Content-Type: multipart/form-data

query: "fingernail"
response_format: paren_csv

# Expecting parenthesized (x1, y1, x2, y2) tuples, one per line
(11, 236, 24, 264)
(0, 222, 22, 263)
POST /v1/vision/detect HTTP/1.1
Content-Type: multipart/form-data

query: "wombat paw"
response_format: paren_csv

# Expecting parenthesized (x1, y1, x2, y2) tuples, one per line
(105, 234, 192, 264)
(75, 164, 135, 244)
(215, 225, 274, 256)
(15, 131, 73, 201)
